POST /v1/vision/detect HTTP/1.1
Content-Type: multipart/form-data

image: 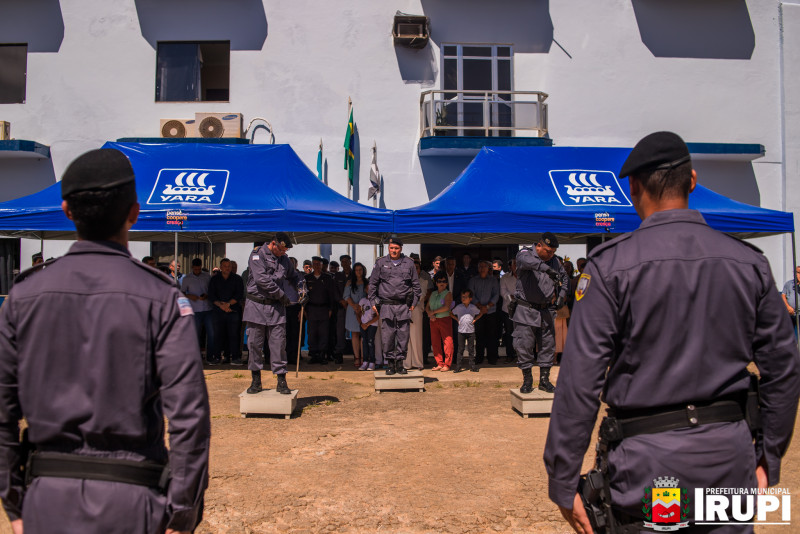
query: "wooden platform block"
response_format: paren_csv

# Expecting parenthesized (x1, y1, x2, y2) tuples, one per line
(510, 388, 554, 418)
(374, 369, 425, 393)
(239, 388, 298, 419)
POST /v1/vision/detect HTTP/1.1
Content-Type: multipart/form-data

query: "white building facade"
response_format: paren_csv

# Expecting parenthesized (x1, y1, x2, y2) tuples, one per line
(1, 0, 799, 283)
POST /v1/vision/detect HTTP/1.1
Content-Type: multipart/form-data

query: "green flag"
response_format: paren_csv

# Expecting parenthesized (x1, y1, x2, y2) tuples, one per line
(343, 108, 354, 186)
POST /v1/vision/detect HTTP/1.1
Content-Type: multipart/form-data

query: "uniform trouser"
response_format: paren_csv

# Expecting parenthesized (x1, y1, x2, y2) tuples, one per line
(513, 308, 556, 370)
(307, 317, 329, 354)
(247, 321, 287, 375)
(194, 311, 216, 360)
(213, 309, 241, 361)
(501, 310, 516, 358)
(381, 316, 410, 361)
(456, 332, 476, 368)
(335, 305, 347, 354)
(497, 310, 515, 358)
(362, 325, 377, 363)
(474, 312, 499, 363)
(286, 304, 301, 363)
(430, 317, 454, 367)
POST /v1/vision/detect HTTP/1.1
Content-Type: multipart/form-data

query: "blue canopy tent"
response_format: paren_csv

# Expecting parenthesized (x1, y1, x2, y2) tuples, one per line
(0, 143, 393, 244)
(393, 146, 794, 244)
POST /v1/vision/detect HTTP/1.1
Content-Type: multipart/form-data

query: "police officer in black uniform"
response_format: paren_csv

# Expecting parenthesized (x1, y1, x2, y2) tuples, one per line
(544, 132, 800, 533)
(243, 232, 298, 395)
(368, 237, 422, 375)
(0, 148, 210, 533)
(512, 232, 568, 394)
(304, 256, 338, 365)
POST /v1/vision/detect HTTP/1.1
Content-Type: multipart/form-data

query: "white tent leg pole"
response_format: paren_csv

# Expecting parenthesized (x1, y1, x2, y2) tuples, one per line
(793, 232, 798, 352)
(174, 232, 179, 282)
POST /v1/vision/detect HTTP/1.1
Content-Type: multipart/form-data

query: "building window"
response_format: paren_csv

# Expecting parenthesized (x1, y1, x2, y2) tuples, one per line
(441, 44, 512, 137)
(0, 44, 27, 104)
(156, 42, 230, 102)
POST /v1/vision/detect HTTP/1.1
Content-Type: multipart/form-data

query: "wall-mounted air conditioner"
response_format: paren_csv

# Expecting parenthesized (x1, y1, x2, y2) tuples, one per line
(160, 119, 197, 138)
(393, 13, 430, 49)
(195, 113, 243, 138)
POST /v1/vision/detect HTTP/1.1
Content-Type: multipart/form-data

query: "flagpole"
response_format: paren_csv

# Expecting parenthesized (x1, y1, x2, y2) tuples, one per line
(347, 97, 353, 259)
(372, 141, 378, 262)
(317, 138, 323, 257)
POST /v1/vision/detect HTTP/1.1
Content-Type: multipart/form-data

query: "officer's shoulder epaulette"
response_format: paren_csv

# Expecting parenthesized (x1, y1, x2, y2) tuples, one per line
(587, 233, 633, 259)
(723, 234, 763, 254)
(129, 257, 179, 287)
(13, 257, 58, 284)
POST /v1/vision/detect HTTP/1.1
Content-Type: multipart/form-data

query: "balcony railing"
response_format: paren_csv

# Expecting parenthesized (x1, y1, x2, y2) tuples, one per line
(420, 90, 548, 138)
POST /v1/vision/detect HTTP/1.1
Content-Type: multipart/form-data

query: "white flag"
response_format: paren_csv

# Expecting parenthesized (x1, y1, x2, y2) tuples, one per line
(368, 143, 381, 201)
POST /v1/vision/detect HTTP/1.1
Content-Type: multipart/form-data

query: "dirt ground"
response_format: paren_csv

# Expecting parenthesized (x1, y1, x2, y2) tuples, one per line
(2, 354, 799, 533)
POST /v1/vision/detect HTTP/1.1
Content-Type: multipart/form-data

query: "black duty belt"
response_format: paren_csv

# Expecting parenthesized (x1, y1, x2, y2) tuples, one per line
(601, 397, 745, 445)
(246, 293, 277, 305)
(26, 452, 170, 492)
(516, 298, 549, 311)
(380, 298, 405, 305)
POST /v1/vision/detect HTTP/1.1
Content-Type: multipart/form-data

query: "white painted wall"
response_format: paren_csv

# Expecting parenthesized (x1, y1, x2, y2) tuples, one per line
(0, 0, 796, 280)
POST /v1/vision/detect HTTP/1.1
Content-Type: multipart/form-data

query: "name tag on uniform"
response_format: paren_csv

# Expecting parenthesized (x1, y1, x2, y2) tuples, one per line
(177, 297, 194, 316)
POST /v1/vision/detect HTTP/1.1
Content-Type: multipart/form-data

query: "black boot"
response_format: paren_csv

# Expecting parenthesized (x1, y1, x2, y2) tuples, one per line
(276, 373, 291, 395)
(397, 360, 408, 374)
(538, 367, 556, 393)
(247, 370, 262, 394)
(385, 359, 397, 375)
(520, 367, 533, 394)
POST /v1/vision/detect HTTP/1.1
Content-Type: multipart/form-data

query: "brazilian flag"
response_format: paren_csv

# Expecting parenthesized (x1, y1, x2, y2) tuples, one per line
(343, 108, 354, 186)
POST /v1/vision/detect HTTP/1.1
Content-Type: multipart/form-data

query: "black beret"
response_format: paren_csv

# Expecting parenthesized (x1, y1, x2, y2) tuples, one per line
(541, 232, 559, 249)
(61, 148, 136, 199)
(408, 252, 420, 261)
(273, 232, 293, 249)
(303, 259, 312, 266)
(619, 131, 691, 179)
(321, 258, 329, 265)
(191, 258, 202, 267)
(388, 236, 403, 247)
(311, 256, 323, 262)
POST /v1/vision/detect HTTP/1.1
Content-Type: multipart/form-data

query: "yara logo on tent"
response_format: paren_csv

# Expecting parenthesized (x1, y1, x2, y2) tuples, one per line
(147, 169, 229, 205)
(549, 170, 632, 207)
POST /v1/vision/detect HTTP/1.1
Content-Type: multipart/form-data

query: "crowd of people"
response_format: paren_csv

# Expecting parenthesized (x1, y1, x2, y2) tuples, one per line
(158, 246, 590, 374)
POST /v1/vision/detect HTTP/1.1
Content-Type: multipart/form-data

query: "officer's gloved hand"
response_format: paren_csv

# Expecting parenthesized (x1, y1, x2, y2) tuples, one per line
(546, 269, 559, 281)
(555, 295, 566, 308)
(280, 295, 293, 307)
(297, 294, 309, 307)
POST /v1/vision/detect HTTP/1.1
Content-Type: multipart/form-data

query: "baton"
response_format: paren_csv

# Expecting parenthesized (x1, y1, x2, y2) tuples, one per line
(295, 304, 305, 378)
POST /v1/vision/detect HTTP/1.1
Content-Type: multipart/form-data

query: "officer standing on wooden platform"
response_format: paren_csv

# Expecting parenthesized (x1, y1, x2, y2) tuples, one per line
(243, 232, 299, 395)
(368, 237, 422, 375)
(544, 132, 800, 533)
(0, 148, 210, 533)
(512, 232, 568, 394)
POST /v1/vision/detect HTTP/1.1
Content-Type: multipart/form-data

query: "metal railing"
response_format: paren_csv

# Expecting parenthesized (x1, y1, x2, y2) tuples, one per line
(420, 90, 548, 138)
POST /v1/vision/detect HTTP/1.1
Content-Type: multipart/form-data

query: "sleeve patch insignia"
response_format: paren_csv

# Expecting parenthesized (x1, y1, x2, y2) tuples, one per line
(177, 297, 195, 316)
(575, 273, 591, 302)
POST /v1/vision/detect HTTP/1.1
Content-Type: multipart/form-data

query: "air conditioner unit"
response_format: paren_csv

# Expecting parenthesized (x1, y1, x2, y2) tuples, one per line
(0, 121, 10, 141)
(160, 119, 197, 139)
(393, 13, 429, 49)
(195, 112, 243, 139)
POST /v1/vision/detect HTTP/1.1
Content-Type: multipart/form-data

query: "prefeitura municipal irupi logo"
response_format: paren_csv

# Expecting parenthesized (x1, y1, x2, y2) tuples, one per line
(642, 476, 691, 532)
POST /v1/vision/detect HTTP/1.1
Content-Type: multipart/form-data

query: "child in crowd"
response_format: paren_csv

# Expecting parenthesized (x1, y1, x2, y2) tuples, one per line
(358, 290, 379, 371)
(450, 289, 484, 373)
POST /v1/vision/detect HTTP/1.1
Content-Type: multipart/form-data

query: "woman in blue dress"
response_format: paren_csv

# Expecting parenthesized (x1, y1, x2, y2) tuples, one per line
(343, 262, 368, 367)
